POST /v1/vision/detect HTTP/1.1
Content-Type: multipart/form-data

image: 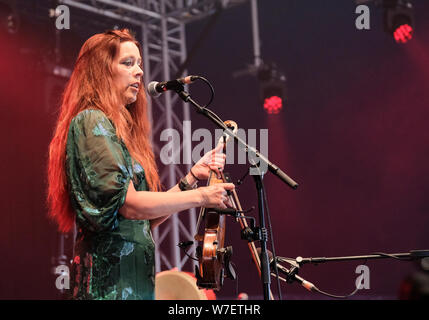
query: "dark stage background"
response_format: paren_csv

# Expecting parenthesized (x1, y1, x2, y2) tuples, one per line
(1, 0, 428, 299)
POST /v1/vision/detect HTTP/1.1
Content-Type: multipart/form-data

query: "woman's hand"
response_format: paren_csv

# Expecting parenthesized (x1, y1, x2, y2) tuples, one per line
(190, 142, 226, 181)
(198, 183, 235, 209)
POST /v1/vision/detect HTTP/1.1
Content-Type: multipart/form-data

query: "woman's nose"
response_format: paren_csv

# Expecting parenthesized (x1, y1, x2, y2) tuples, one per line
(135, 65, 143, 78)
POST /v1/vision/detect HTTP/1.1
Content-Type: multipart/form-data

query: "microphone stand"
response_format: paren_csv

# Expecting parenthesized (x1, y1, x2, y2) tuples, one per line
(273, 250, 429, 298)
(252, 165, 271, 300)
(173, 85, 298, 300)
(279, 250, 429, 267)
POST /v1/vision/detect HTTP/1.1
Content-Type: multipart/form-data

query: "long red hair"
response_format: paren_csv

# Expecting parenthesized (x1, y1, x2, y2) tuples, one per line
(47, 29, 160, 233)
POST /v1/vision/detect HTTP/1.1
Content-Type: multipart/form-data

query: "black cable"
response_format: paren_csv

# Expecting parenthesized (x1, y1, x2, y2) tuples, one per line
(190, 77, 227, 126)
(311, 257, 369, 299)
(203, 106, 224, 125)
(178, 243, 199, 262)
(314, 259, 369, 299)
(194, 76, 215, 108)
(273, 252, 371, 299)
(313, 285, 360, 299)
(273, 270, 362, 299)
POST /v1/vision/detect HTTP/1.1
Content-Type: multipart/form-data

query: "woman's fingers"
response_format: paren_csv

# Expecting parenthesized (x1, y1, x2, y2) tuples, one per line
(214, 141, 224, 152)
(224, 197, 233, 208)
(220, 183, 235, 191)
(199, 183, 235, 209)
(207, 155, 225, 165)
(199, 148, 226, 178)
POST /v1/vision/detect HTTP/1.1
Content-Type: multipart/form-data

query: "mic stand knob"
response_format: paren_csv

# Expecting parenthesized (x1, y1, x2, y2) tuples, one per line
(285, 265, 299, 284)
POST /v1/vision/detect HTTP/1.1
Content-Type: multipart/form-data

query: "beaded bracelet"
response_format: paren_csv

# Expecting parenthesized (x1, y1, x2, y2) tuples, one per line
(178, 176, 196, 191)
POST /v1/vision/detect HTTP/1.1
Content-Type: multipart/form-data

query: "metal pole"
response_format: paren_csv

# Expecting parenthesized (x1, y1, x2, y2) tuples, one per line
(160, 0, 181, 270)
(250, 0, 262, 68)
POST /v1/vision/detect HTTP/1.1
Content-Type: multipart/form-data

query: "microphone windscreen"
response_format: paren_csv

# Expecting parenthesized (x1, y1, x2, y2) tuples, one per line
(147, 81, 161, 97)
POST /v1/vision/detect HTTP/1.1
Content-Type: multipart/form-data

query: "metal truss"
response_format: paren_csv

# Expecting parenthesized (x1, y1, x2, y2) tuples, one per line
(58, 0, 251, 273)
(60, 0, 249, 24)
(140, 5, 195, 273)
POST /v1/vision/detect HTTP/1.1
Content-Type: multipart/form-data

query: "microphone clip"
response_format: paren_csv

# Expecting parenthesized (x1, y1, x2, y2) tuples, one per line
(212, 207, 254, 218)
(178, 240, 194, 249)
(241, 226, 268, 243)
(280, 261, 300, 284)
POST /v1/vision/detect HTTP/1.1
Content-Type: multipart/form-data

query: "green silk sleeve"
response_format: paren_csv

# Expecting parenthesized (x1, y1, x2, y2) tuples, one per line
(65, 109, 155, 300)
(66, 109, 132, 232)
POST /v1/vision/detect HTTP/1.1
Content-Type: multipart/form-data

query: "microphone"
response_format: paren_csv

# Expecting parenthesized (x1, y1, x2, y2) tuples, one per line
(257, 248, 316, 292)
(212, 207, 255, 218)
(212, 208, 241, 217)
(147, 75, 198, 97)
(178, 240, 194, 249)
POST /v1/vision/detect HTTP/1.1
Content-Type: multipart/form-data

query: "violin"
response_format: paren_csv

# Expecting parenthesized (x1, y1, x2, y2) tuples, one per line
(193, 120, 236, 290)
(194, 121, 274, 298)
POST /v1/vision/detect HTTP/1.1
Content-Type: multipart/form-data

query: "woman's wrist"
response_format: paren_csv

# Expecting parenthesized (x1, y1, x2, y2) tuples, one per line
(195, 187, 207, 207)
(185, 172, 198, 186)
(189, 168, 201, 182)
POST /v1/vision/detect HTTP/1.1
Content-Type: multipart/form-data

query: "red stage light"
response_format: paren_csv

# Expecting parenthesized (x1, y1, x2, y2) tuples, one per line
(393, 24, 413, 43)
(263, 96, 283, 114)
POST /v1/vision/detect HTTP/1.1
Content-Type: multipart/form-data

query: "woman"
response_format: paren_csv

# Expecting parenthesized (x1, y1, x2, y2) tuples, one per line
(47, 29, 234, 300)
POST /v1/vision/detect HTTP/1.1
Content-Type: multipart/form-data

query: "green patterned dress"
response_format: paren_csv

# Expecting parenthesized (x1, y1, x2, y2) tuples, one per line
(66, 109, 155, 300)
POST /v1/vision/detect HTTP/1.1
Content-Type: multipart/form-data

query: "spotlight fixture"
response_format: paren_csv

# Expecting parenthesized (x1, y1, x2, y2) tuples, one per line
(257, 63, 286, 115)
(383, 0, 414, 43)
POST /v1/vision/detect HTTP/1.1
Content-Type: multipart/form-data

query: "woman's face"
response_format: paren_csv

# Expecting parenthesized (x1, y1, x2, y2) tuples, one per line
(112, 41, 144, 105)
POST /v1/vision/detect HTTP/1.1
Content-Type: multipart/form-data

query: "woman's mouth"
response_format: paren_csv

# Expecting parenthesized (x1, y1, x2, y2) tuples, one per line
(129, 83, 139, 91)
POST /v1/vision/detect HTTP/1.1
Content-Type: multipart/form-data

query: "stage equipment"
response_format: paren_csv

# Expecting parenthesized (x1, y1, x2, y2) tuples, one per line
(270, 249, 429, 299)
(383, 0, 414, 43)
(356, 0, 415, 43)
(150, 75, 298, 300)
(257, 63, 286, 114)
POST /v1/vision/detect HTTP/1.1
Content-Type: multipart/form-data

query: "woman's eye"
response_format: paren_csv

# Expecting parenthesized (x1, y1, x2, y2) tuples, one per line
(122, 60, 132, 66)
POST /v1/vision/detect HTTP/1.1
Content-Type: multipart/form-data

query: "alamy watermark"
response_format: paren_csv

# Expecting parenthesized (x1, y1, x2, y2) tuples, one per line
(159, 121, 269, 175)
(55, 264, 70, 290)
(355, 5, 370, 30)
(355, 264, 370, 290)
(52, 5, 70, 30)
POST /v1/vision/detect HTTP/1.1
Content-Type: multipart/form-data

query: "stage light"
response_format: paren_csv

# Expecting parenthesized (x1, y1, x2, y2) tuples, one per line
(383, 0, 414, 44)
(393, 24, 413, 43)
(258, 63, 286, 115)
(263, 96, 282, 114)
